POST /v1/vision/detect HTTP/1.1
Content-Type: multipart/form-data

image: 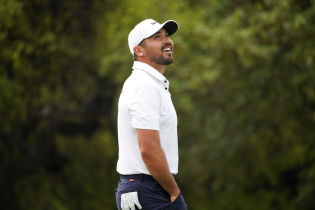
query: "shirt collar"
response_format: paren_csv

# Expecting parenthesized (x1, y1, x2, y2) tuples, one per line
(132, 61, 167, 82)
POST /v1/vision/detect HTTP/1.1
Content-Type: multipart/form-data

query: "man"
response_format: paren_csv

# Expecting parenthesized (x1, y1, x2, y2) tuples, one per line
(115, 19, 187, 210)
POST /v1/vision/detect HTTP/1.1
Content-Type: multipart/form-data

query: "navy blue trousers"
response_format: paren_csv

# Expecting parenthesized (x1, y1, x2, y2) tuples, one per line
(116, 174, 188, 210)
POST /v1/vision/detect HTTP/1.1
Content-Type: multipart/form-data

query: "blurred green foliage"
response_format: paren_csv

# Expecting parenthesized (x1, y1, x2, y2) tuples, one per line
(1, 0, 315, 209)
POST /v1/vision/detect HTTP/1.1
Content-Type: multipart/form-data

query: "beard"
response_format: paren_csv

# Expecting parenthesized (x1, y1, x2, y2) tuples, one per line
(150, 54, 174, 66)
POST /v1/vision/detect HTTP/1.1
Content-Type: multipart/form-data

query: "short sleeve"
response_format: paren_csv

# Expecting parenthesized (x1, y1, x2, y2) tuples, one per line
(127, 85, 161, 130)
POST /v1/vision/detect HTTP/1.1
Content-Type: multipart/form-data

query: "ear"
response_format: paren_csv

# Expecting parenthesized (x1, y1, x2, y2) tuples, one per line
(134, 46, 144, 57)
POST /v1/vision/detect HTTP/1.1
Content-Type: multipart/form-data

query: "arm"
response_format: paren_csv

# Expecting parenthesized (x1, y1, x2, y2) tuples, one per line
(136, 128, 180, 202)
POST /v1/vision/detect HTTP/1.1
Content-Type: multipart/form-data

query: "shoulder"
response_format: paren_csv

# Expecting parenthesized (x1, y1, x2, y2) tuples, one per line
(124, 70, 159, 91)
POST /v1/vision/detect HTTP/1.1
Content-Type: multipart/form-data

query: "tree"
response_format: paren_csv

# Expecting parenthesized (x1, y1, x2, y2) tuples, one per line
(1, 0, 314, 209)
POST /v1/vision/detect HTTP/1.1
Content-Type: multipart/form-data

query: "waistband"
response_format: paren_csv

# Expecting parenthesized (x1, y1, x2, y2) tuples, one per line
(120, 174, 156, 181)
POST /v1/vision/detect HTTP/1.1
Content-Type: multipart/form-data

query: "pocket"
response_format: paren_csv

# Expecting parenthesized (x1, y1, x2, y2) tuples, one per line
(171, 193, 181, 204)
(149, 182, 170, 199)
(170, 193, 187, 209)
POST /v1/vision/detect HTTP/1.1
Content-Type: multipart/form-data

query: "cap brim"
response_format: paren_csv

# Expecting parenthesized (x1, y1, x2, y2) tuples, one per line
(161, 20, 178, 36)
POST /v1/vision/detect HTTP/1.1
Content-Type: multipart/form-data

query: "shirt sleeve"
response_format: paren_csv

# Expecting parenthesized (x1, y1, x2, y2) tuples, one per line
(127, 85, 161, 130)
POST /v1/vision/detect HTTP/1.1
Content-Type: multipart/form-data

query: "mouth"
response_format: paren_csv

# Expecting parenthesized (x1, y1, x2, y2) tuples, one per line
(162, 47, 172, 54)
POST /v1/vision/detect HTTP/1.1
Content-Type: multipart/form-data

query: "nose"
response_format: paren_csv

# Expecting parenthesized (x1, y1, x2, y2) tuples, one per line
(163, 36, 173, 46)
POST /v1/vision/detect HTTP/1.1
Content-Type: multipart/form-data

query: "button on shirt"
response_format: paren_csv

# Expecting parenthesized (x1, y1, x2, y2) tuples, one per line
(117, 61, 178, 175)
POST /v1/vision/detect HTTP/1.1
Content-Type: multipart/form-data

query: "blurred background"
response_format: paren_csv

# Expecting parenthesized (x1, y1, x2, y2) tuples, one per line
(1, 0, 315, 209)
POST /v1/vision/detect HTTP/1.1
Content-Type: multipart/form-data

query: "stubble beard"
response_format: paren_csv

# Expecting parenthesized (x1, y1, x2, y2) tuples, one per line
(150, 54, 174, 66)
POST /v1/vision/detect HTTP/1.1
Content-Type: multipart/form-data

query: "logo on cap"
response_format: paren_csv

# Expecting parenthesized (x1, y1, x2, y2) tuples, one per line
(151, 21, 157, 25)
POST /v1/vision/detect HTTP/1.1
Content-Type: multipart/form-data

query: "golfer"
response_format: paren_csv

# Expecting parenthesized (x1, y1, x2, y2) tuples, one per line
(115, 18, 187, 210)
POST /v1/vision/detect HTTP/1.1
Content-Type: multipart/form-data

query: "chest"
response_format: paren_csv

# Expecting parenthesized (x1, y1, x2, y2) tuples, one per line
(160, 91, 177, 127)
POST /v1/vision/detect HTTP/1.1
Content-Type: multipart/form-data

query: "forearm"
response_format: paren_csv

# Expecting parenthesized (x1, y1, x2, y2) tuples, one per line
(136, 129, 180, 199)
(141, 143, 180, 196)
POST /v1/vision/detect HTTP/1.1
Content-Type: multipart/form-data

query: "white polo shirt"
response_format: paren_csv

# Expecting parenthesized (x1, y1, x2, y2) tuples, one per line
(116, 61, 178, 175)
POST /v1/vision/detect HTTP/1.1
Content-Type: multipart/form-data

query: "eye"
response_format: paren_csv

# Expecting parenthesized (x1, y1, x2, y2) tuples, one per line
(154, 35, 160, 39)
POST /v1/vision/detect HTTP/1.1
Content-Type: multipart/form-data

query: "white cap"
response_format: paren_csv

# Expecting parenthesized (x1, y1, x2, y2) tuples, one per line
(128, 19, 178, 55)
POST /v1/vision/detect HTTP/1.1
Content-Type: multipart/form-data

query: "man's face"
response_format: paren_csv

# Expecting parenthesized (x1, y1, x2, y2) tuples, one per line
(141, 28, 174, 65)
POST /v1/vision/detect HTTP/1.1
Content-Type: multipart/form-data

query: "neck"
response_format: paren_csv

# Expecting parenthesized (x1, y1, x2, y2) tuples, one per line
(147, 62, 166, 75)
(137, 59, 166, 75)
